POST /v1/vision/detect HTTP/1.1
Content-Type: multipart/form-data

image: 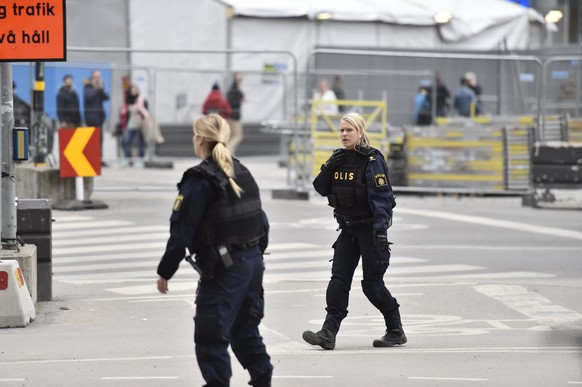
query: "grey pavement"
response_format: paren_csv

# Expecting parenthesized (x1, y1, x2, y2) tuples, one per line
(1, 155, 582, 386)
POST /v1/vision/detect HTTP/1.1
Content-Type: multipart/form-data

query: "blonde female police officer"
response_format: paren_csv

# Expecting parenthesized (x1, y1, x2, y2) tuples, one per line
(157, 114, 273, 387)
(302, 112, 406, 350)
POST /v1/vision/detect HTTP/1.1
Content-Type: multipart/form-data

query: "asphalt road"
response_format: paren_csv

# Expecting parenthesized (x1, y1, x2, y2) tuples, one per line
(1, 156, 581, 386)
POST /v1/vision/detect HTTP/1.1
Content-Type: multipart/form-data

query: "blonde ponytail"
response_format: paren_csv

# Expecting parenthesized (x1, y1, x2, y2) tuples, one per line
(195, 114, 243, 197)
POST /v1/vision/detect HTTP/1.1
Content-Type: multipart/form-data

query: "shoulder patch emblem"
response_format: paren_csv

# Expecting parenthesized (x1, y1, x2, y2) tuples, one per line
(173, 194, 184, 212)
(374, 173, 388, 188)
(369, 156, 376, 161)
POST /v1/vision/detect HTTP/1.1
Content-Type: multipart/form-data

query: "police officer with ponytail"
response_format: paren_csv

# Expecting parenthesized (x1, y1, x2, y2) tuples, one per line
(302, 112, 406, 350)
(157, 114, 273, 387)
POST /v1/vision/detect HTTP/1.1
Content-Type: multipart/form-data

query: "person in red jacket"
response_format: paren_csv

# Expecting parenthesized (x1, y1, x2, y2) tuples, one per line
(202, 83, 232, 119)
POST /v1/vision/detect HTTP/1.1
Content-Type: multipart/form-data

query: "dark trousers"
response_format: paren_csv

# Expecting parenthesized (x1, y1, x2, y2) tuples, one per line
(195, 248, 272, 387)
(122, 129, 145, 158)
(86, 121, 105, 158)
(323, 224, 401, 334)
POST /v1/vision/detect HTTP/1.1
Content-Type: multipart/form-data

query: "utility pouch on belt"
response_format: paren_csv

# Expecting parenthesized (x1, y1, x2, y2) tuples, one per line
(188, 245, 234, 280)
(216, 245, 234, 269)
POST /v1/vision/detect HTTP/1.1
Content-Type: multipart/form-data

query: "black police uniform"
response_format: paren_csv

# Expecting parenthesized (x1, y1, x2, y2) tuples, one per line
(312, 146, 402, 336)
(157, 157, 273, 387)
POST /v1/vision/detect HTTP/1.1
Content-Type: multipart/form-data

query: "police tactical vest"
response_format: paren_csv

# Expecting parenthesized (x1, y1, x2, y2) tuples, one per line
(187, 158, 264, 246)
(329, 148, 378, 218)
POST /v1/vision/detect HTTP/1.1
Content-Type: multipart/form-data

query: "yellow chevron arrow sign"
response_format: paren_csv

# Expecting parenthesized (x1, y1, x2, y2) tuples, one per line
(59, 127, 101, 177)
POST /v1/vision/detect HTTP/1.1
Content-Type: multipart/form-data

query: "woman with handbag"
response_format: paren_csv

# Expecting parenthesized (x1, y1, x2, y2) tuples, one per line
(122, 84, 149, 167)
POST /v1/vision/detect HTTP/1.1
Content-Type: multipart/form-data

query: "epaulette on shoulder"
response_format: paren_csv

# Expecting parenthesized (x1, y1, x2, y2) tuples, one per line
(355, 145, 382, 158)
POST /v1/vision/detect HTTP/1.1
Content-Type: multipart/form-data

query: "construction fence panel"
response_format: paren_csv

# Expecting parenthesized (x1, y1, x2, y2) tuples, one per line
(309, 49, 543, 128)
(542, 55, 582, 143)
(406, 116, 534, 192)
(565, 117, 582, 143)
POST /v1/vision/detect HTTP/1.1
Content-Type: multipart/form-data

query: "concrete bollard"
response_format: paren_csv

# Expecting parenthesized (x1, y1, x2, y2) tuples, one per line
(0, 260, 36, 328)
(0, 244, 37, 303)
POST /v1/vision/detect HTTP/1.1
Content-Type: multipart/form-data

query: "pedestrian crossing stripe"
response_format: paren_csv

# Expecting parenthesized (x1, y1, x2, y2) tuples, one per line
(50, 215, 555, 284)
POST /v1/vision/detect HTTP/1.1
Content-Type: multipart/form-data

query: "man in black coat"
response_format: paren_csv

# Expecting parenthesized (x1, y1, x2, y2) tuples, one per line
(56, 75, 82, 128)
(83, 70, 110, 165)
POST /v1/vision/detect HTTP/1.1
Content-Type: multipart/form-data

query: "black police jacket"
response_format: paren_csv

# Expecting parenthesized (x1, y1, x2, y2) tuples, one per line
(313, 146, 396, 232)
(328, 148, 375, 218)
(157, 157, 266, 280)
(188, 158, 265, 247)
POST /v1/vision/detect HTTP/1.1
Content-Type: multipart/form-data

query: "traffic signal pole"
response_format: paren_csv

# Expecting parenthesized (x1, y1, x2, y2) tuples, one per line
(1, 63, 18, 250)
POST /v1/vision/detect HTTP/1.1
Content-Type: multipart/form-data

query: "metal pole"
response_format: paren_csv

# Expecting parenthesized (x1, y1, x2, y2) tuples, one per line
(1, 64, 17, 249)
(146, 69, 155, 163)
(32, 62, 46, 165)
(75, 177, 84, 201)
(575, 62, 581, 117)
(431, 70, 437, 123)
(0, 67, 3, 252)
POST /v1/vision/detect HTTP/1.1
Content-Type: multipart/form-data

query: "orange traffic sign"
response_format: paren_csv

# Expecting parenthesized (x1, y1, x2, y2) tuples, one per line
(0, 0, 66, 61)
(59, 127, 101, 178)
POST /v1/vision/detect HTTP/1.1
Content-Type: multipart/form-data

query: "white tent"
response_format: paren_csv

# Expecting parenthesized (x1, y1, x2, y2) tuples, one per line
(129, 0, 547, 123)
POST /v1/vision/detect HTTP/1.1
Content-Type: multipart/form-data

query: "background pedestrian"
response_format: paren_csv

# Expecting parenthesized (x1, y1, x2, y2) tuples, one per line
(202, 83, 232, 119)
(56, 75, 81, 128)
(83, 70, 110, 166)
(227, 73, 245, 155)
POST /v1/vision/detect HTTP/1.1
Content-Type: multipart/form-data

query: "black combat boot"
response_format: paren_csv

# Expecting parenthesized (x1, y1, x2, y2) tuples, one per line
(302, 328, 336, 350)
(373, 327, 407, 347)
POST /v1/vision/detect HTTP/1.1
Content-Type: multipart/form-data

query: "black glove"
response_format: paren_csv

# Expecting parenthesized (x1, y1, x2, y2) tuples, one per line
(323, 148, 347, 171)
(374, 229, 390, 252)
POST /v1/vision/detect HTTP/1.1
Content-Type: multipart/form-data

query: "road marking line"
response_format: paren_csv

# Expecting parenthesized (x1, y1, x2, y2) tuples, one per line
(0, 379, 26, 382)
(53, 232, 168, 247)
(267, 243, 322, 251)
(52, 225, 168, 238)
(0, 356, 173, 365)
(101, 376, 180, 380)
(96, 298, 196, 303)
(273, 376, 333, 379)
(54, 241, 166, 255)
(54, 242, 325, 257)
(475, 284, 582, 329)
(389, 264, 484, 275)
(396, 245, 581, 251)
(53, 271, 163, 280)
(266, 250, 330, 260)
(409, 377, 487, 382)
(485, 320, 512, 330)
(398, 208, 582, 240)
(53, 251, 162, 264)
(52, 215, 93, 222)
(55, 260, 158, 273)
(396, 271, 554, 281)
(55, 268, 546, 282)
(52, 220, 134, 231)
(106, 282, 195, 295)
(266, 347, 582, 355)
(89, 291, 423, 302)
(54, 260, 448, 279)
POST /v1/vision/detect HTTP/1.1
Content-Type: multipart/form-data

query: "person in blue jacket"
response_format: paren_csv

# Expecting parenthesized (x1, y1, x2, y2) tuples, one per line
(302, 112, 406, 350)
(156, 114, 273, 387)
